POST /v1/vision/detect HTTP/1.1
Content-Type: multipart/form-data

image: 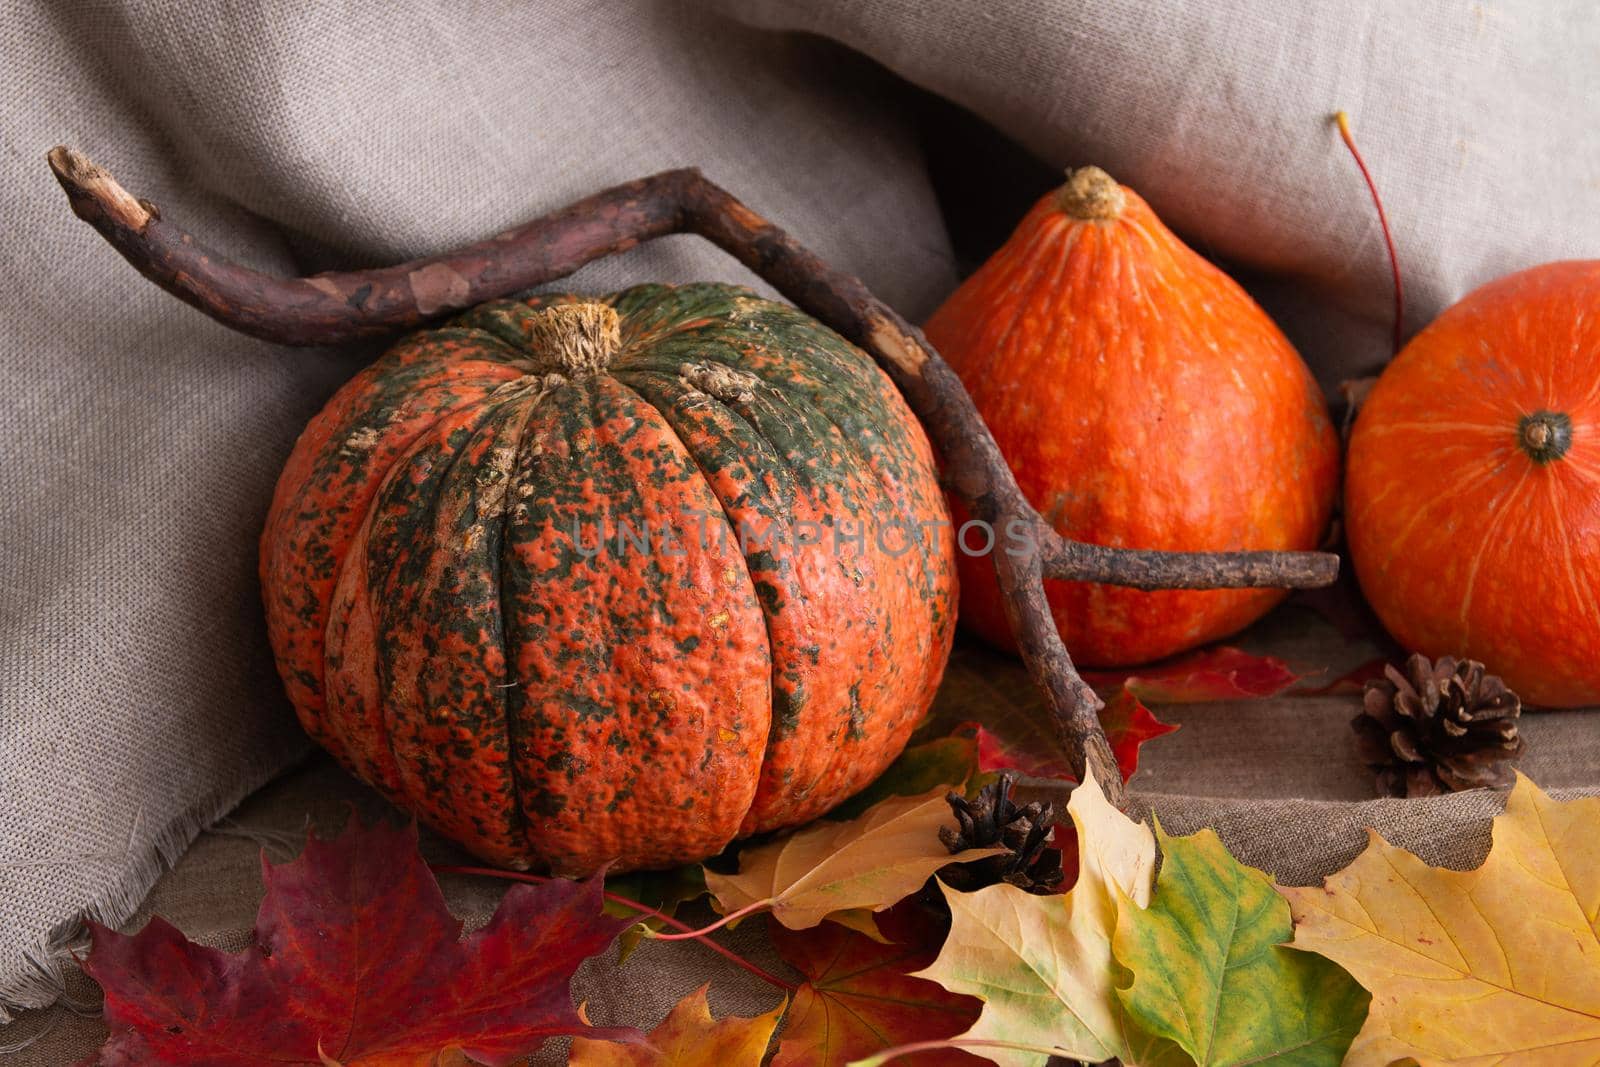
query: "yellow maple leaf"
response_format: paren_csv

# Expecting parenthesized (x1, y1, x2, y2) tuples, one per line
(825, 907, 891, 943)
(704, 786, 1005, 931)
(568, 984, 784, 1065)
(1283, 773, 1600, 1066)
(912, 766, 1157, 1066)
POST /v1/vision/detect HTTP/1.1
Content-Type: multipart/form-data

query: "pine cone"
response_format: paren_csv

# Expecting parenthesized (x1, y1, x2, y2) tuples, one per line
(939, 771, 1064, 893)
(1353, 653, 1526, 798)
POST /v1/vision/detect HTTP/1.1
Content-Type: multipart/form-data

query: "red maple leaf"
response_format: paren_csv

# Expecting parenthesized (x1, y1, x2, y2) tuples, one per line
(769, 904, 983, 1066)
(1098, 686, 1181, 778)
(966, 683, 1177, 784)
(81, 819, 637, 1066)
(1297, 656, 1390, 696)
(1086, 644, 1307, 702)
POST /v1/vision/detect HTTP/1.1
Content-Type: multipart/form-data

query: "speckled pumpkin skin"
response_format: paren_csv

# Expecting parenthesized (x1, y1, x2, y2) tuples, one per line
(261, 284, 956, 874)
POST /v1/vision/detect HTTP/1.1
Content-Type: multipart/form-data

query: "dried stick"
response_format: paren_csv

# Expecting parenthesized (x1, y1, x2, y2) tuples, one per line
(46, 147, 1339, 805)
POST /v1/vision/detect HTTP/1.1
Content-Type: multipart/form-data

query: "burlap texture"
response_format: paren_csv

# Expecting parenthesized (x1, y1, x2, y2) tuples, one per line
(714, 0, 1600, 383)
(1, 0, 951, 1027)
(5, 0, 1600, 1059)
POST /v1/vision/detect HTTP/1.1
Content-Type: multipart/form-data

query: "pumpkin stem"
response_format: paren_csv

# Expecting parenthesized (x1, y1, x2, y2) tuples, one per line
(522, 302, 621, 377)
(1517, 410, 1573, 464)
(1055, 166, 1126, 221)
(49, 149, 1354, 812)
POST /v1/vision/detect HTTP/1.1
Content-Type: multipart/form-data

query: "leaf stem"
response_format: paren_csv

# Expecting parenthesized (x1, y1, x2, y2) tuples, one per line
(849, 1036, 1083, 1065)
(430, 865, 798, 993)
(643, 897, 773, 941)
(1334, 110, 1405, 357)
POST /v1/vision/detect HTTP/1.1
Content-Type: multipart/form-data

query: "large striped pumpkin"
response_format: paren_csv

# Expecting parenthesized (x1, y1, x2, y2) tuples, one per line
(261, 284, 956, 874)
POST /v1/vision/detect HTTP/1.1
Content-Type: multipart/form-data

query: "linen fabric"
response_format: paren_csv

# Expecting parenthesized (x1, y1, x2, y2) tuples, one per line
(4, 0, 1598, 1052)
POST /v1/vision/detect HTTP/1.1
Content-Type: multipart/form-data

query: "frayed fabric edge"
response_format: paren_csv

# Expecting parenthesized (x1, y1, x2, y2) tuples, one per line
(0, 748, 309, 1026)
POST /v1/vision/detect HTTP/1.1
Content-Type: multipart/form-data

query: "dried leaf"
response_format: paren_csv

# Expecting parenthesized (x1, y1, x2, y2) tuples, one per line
(605, 865, 707, 963)
(1297, 657, 1390, 697)
(960, 645, 1301, 787)
(1114, 825, 1369, 1066)
(914, 768, 1156, 1066)
(1099, 688, 1181, 782)
(1092, 645, 1305, 702)
(824, 907, 890, 943)
(568, 984, 783, 1065)
(964, 692, 1175, 784)
(770, 907, 983, 1066)
(704, 787, 1004, 931)
(970, 719, 1069, 780)
(831, 727, 980, 821)
(917, 666, 1180, 785)
(1283, 774, 1600, 1065)
(81, 819, 636, 1066)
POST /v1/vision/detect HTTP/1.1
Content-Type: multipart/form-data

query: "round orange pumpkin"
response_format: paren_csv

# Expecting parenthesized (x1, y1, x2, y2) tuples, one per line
(261, 284, 956, 874)
(1347, 260, 1600, 707)
(924, 167, 1340, 667)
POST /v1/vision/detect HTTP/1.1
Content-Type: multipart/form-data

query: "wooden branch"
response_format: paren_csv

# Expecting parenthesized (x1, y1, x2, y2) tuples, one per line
(47, 146, 1342, 807)
(1042, 538, 1337, 590)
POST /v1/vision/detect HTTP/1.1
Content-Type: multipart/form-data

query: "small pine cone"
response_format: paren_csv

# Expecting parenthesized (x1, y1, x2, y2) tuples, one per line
(938, 771, 1065, 894)
(1353, 653, 1526, 798)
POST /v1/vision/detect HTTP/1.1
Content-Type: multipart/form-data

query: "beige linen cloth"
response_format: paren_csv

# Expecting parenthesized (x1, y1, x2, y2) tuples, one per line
(3, 0, 1599, 1059)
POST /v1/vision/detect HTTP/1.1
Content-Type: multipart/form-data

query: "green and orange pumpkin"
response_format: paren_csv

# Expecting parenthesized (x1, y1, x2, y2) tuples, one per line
(261, 284, 956, 874)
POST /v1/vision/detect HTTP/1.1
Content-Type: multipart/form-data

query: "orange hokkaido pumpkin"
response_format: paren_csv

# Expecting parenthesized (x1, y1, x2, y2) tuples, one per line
(1347, 261, 1600, 707)
(925, 167, 1340, 667)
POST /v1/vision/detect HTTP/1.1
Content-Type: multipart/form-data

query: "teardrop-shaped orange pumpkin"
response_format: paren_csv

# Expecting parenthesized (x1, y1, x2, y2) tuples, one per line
(1347, 260, 1600, 707)
(925, 168, 1339, 667)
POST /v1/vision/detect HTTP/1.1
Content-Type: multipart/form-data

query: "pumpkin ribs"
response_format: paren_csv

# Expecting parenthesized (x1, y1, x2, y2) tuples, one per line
(46, 146, 1340, 807)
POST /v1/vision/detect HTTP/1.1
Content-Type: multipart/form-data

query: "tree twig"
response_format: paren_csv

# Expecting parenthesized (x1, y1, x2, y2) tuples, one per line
(46, 146, 1341, 807)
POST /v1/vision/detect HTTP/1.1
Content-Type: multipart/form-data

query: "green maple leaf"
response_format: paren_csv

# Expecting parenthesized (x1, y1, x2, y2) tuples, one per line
(913, 767, 1156, 1066)
(1113, 825, 1370, 1066)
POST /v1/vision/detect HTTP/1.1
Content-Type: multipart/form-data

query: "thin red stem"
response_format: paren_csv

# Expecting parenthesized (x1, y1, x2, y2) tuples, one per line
(431, 864, 798, 992)
(645, 896, 772, 941)
(855, 1037, 1079, 1064)
(1335, 110, 1405, 357)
